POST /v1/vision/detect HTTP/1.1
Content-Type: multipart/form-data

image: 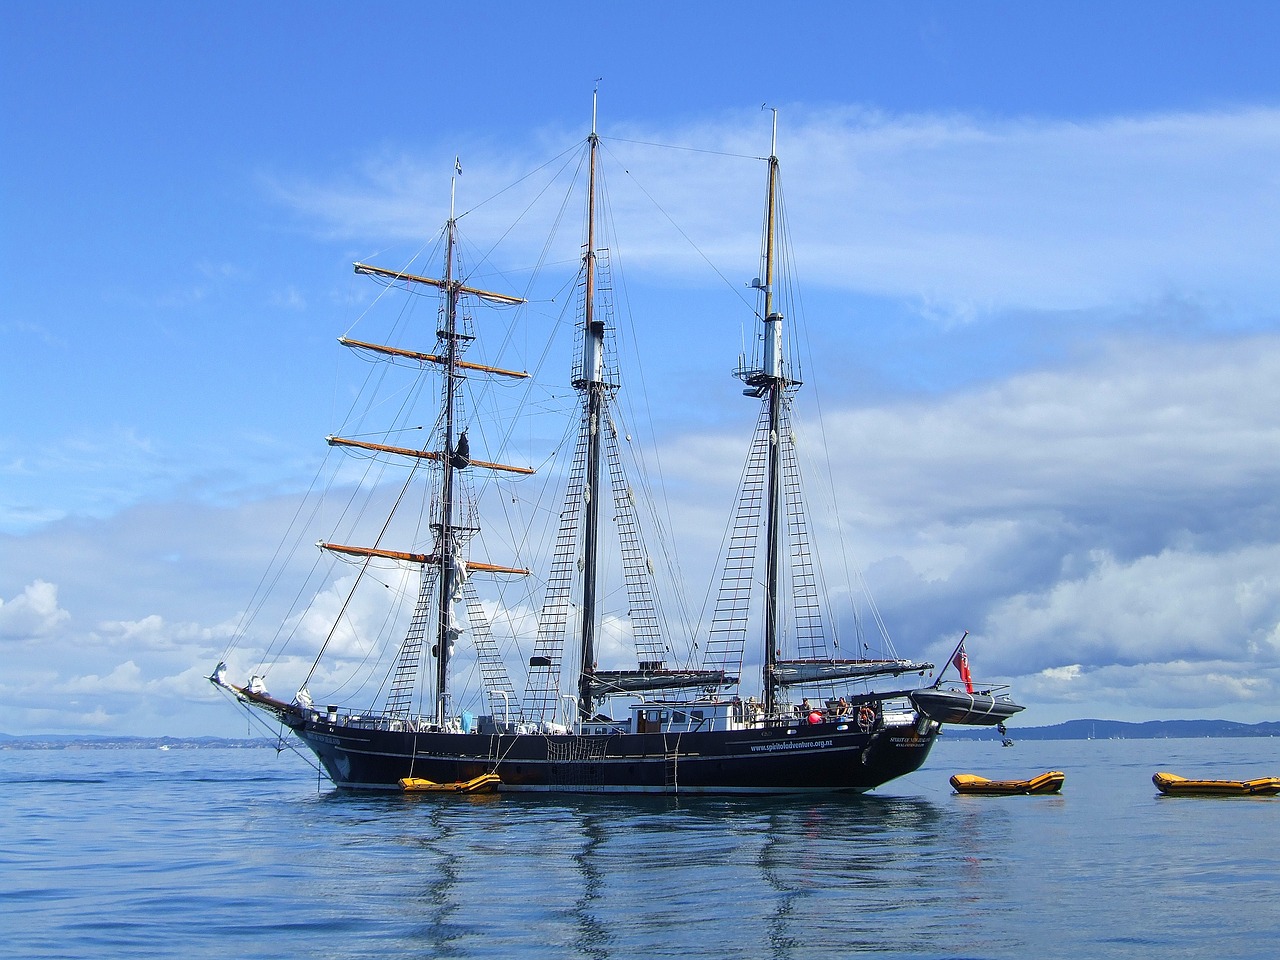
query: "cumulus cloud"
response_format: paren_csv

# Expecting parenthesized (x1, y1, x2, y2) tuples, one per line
(986, 545, 1280, 671)
(808, 334, 1280, 531)
(1022, 658, 1278, 720)
(62, 660, 145, 694)
(813, 334, 1280, 717)
(0, 580, 70, 640)
(95, 614, 221, 651)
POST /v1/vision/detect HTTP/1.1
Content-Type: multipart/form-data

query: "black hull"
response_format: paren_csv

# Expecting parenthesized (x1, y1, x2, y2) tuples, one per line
(291, 718, 938, 795)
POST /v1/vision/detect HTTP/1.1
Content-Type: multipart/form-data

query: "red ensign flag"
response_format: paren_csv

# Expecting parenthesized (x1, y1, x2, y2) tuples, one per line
(952, 643, 974, 693)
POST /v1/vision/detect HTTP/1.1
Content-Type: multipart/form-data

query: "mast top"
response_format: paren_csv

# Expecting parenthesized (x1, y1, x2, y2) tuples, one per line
(734, 107, 801, 395)
(450, 155, 462, 221)
(592, 78, 602, 136)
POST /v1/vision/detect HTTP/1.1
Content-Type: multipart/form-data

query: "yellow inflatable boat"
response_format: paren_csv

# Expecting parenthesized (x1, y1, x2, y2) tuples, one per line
(399, 772, 501, 794)
(950, 771, 1065, 795)
(1152, 772, 1280, 797)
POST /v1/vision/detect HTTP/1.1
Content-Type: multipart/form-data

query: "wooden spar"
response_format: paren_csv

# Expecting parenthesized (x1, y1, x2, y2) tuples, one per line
(325, 435, 535, 475)
(338, 337, 529, 379)
(450, 560, 530, 575)
(322, 542, 432, 563)
(318, 541, 529, 575)
(353, 261, 527, 305)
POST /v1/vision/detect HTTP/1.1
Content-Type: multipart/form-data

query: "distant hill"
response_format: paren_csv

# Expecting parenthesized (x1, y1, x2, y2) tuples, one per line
(0, 733, 275, 750)
(943, 719, 1280, 741)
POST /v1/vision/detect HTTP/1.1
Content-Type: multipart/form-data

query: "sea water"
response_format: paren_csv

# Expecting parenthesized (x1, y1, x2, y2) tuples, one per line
(2, 736, 1277, 959)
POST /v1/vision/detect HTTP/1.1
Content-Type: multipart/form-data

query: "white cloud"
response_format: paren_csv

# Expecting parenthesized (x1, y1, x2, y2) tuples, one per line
(94, 614, 221, 652)
(0, 426, 166, 531)
(788, 106, 1280, 312)
(809, 334, 1280, 531)
(986, 544, 1280, 671)
(1020, 658, 1278, 722)
(273, 105, 1280, 316)
(0, 580, 70, 640)
(62, 660, 144, 694)
(6, 328, 1277, 733)
(268, 286, 307, 311)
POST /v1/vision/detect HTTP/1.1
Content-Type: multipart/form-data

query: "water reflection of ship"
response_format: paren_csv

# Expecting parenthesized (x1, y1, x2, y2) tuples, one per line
(754, 797, 949, 951)
(299, 793, 968, 956)
(567, 795, 950, 956)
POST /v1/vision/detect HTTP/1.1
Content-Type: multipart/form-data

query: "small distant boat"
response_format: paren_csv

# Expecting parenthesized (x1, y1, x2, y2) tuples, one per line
(400, 773, 502, 794)
(1152, 772, 1280, 797)
(950, 771, 1065, 795)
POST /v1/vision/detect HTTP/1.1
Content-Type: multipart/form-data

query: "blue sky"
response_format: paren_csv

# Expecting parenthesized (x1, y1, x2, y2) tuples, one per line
(4, 1, 1280, 736)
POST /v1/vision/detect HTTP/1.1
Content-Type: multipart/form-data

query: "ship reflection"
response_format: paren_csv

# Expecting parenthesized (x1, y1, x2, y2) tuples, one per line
(308, 791, 973, 959)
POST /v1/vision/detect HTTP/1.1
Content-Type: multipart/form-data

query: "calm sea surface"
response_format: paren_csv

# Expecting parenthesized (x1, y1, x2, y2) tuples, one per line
(3, 736, 1277, 959)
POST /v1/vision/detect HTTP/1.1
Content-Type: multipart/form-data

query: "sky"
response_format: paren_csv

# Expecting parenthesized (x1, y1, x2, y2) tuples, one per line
(3, 1, 1280, 737)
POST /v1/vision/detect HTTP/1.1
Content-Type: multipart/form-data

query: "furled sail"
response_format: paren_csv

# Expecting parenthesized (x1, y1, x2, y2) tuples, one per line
(317, 541, 529, 575)
(771, 658, 934, 686)
(587, 669, 736, 696)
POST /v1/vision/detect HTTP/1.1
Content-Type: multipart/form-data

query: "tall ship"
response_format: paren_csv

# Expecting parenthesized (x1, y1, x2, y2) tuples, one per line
(211, 103, 1021, 793)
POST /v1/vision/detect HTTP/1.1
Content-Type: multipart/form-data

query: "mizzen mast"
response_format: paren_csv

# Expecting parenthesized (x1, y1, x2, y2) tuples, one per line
(734, 110, 798, 717)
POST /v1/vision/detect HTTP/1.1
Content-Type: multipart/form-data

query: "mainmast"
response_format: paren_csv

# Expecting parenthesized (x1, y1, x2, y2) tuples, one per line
(575, 95, 606, 721)
(522, 91, 729, 723)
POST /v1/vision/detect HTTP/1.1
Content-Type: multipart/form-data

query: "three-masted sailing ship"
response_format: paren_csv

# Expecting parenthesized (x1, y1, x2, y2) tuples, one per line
(212, 105, 1020, 793)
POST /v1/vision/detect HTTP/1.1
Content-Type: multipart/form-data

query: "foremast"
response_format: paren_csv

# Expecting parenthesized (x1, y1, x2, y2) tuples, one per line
(322, 167, 529, 728)
(434, 213, 464, 728)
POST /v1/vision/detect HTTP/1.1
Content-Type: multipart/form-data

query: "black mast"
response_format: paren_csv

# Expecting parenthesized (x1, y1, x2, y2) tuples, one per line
(576, 95, 605, 721)
(759, 115, 784, 717)
(434, 209, 461, 726)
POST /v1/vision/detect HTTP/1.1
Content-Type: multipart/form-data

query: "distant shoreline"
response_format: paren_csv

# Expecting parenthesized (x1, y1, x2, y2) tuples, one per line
(3, 718, 1278, 749)
(941, 718, 1280, 741)
(0, 735, 277, 750)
